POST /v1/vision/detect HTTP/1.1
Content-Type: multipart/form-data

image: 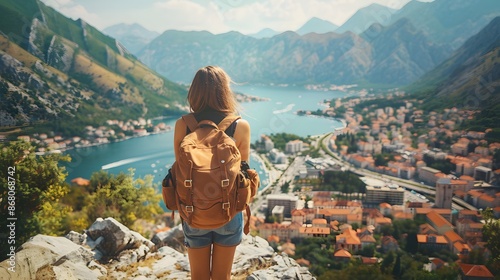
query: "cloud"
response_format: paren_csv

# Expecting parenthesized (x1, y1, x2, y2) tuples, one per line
(150, 0, 227, 33)
(41, 0, 417, 35)
(41, 0, 101, 27)
(209, 0, 413, 34)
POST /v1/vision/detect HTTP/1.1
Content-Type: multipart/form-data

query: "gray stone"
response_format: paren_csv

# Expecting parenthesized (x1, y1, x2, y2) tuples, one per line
(65, 230, 87, 246)
(0, 235, 104, 280)
(151, 224, 186, 253)
(86, 217, 154, 259)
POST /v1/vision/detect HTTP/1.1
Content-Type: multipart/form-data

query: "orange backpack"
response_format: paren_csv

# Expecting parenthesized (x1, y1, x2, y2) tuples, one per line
(162, 113, 259, 234)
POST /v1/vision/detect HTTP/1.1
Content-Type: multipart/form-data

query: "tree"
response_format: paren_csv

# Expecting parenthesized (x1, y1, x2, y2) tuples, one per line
(318, 262, 392, 280)
(0, 141, 70, 260)
(381, 252, 395, 274)
(83, 170, 162, 232)
(482, 207, 500, 275)
(392, 253, 402, 279)
(358, 244, 375, 257)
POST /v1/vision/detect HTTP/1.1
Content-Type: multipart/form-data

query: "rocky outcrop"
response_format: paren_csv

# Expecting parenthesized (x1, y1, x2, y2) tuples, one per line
(86, 217, 155, 262)
(0, 218, 316, 280)
(0, 234, 106, 279)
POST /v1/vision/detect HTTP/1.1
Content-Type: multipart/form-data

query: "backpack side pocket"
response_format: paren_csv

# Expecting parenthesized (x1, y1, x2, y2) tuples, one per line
(162, 168, 178, 211)
(235, 171, 251, 212)
(246, 168, 260, 199)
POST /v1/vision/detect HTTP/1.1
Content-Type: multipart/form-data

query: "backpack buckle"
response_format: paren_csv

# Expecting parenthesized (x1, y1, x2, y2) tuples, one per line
(184, 180, 192, 187)
(221, 179, 229, 188)
(222, 202, 230, 210)
(185, 205, 194, 212)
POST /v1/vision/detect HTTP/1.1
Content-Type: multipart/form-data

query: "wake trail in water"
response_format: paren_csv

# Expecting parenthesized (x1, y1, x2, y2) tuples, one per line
(102, 152, 169, 170)
(273, 103, 295, 114)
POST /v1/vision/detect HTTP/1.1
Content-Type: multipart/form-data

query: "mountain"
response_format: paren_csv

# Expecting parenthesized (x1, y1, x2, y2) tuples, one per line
(336, 3, 396, 34)
(103, 23, 159, 55)
(362, 18, 450, 85)
(408, 16, 500, 111)
(138, 19, 446, 86)
(0, 0, 186, 136)
(390, 0, 500, 49)
(249, 28, 280, 39)
(295, 17, 339, 35)
(139, 30, 259, 84)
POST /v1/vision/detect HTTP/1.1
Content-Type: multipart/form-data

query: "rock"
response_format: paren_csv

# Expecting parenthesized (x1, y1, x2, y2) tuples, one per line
(232, 235, 316, 280)
(0, 218, 316, 279)
(66, 230, 87, 246)
(0, 235, 105, 280)
(151, 224, 186, 253)
(86, 217, 154, 260)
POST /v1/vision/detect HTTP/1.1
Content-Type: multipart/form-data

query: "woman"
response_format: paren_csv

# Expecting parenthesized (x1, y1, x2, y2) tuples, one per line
(173, 65, 251, 280)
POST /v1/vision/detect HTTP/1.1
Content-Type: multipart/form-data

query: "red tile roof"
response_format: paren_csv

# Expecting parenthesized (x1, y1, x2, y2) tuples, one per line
(444, 230, 463, 244)
(334, 249, 352, 258)
(459, 263, 494, 278)
(427, 211, 452, 228)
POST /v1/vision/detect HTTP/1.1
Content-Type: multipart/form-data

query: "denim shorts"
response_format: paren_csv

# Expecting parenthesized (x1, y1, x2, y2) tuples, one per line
(182, 212, 243, 249)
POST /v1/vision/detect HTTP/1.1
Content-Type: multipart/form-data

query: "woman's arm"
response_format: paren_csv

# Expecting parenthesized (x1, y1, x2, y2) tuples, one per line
(173, 117, 187, 162)
(233, 119, 251, 162)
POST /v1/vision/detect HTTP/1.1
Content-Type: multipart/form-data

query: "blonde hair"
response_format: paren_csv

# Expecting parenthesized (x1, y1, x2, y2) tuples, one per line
(187, 66, 238, 114)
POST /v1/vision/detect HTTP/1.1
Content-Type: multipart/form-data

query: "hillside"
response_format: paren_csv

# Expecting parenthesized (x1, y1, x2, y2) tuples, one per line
(407, 16, 500, 113)
(0, 0, 186, 137)
(363, 18, 449, 85)
(390, 0, 500, 49)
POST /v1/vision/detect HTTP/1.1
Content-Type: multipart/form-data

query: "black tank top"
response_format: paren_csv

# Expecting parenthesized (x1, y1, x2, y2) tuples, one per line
(189, 109, 237, 137)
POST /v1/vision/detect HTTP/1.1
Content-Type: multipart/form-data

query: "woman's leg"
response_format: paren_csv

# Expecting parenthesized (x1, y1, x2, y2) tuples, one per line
(187, 246, 212, 280)
(211, 243, 237, 280)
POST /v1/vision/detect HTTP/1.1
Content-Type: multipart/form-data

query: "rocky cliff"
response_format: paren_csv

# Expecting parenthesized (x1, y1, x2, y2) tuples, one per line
(0, 217, 315, 280)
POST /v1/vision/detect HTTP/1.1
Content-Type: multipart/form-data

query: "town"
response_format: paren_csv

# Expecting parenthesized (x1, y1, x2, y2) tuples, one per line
(248, 91, 499, 279)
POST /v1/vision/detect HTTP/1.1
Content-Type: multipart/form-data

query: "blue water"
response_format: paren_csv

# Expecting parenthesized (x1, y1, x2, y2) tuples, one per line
(64, 84, 348, 189)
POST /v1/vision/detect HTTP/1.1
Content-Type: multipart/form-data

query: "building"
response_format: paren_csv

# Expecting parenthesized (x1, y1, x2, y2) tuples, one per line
(414, 208, 452, 222)
(365, 184, 404, 205)
(271, 205, 285, 222)
(474, 166, 492, 182)
(417, 234, 448, 252)
(458, 264, 494, 280)
(381, 236, 399, 253)
(333, 249, 352, 263)
(261, 135, 274, 151)
(336, 228, 362, 252)
(267, 194, 299, 218)
(435, 178, 467, 209)
(269, 148, 287, 164)
(299, 226, 330, 238)
(418, 166, 443, 185)
(426, 211, 453, 235)
(285, 140, 303, 154)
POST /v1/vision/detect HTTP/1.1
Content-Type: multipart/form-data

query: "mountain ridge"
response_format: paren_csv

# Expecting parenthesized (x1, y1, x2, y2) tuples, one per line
(336, 3, 396, 34)
(137, 19, 447, 86)
(296, 17, 339, 35)
(407, 16, 500, 111)
(0, 0, 186, 137)
(103, 23, 159, 54)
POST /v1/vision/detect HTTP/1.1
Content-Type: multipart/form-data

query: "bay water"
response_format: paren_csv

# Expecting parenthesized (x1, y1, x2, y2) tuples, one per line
(64, 84, 349, 190)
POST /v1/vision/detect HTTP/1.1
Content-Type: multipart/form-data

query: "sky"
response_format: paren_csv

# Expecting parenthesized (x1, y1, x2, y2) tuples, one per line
(39, 0, 430, 35)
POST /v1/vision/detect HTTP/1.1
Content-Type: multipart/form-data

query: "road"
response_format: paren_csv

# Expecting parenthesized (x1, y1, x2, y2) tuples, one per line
(319, 133, 477, 211)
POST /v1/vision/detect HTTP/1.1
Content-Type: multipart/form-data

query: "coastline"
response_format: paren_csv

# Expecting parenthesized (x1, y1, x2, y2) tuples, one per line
(35, 128, 173, 156)
(251, 150, 282, 195)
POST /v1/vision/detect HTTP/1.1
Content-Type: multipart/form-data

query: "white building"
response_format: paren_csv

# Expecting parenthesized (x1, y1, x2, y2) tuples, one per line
(285, 140, 303, 154)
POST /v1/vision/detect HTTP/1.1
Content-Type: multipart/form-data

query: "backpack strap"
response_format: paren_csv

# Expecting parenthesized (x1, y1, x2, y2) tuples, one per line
(182, 113, 199, 133)
(218, 115, 241, 132)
